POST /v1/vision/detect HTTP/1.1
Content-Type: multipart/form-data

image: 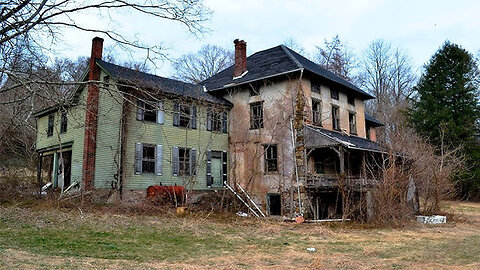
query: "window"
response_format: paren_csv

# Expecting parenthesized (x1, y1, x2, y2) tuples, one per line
(332, 106, 340, 130)
(142, 145, 156, 173)
(312, 99, 322, 126)
(331, 89, 339, 100)
(103, 76, 110, 88)
(173, 103, 197, 129)
(178, 148, 190, 176)
(264, 144, 278, 172)
(60, 112, 67, 133)
(250, 102, 263, 129)
(47, 115, 54, 137)
(347, 95, 355, 106)
(172, 147, 196, 176)
(366, 126, 371, 140)
(136, 100, 159, 123)
(311, 82, 321, 94)
(315, 160, 325, 174)
(349, 112, 357, 134)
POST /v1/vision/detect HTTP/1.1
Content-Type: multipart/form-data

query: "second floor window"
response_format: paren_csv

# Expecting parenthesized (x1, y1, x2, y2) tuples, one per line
(331, 89, 339, 100)
(264, 144, 278, 172)
(311, 82, 321, 94)
(312, 99, 322, 126)
(207, 109, 228, 133)
(173, 103, 197, 129)
(137, 100, 164, 123)
(349, 112, 357, 135)
(332, 106, 340, 130)
(250, 101, 263, 129)
(348, 95, 355, 106)
(47, 115, 54, 137)
(60, 112, 67, 133)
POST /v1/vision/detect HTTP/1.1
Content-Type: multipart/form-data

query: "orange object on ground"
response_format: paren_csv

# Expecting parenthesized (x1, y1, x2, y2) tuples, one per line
(146, 185, 186, 203)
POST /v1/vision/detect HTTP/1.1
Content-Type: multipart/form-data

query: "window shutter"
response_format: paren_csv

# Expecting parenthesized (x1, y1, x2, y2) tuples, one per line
(172, 146, 179, 176)
(222, 111, 228, 133)
(173, 103, 180, 126)
(134, 142, 143, 174)
(156, 144, 163, 175)
(136, 100, 144, 121)
(206, 150, 212, 187)
(189, 148, 197, 175)
(156, 101, 164, 124)
(206, 109, 212, 131)
(222, 151, 227, 185)
(191, 105, 197, 129)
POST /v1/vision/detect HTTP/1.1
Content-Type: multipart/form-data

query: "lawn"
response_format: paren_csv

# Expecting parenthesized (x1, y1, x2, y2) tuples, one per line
(0, 201, 479, 269)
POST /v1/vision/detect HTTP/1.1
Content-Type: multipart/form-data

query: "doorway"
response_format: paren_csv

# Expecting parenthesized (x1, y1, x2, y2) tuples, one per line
(211, 151, 223, 187)
(267, 193, 281, 216)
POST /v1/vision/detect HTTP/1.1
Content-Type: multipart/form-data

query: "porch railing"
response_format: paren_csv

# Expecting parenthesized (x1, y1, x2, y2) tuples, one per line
(305, 174, 378, 188)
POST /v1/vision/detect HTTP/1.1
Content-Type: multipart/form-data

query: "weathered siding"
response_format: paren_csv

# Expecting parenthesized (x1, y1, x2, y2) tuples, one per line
(123, 99, 229, 190)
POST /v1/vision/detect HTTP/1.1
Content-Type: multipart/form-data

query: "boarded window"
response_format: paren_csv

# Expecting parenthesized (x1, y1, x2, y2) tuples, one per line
(264, 144, 278, 172)
(47, 114, 54, 137)
(60, 112, 67, 133)
(332, 106, 340, 130)
(331, 89, 339, 100)
(312, 99, 322, 126)
(250, 101, 263, 129)
(349, 112, 357, 134)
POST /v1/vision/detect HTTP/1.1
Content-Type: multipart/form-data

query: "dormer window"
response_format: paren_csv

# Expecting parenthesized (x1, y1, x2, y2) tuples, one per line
(331, 89, 339, 100)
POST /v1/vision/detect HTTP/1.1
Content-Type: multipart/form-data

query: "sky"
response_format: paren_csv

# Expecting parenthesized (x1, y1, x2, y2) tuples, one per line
(56, 0, 480, 78)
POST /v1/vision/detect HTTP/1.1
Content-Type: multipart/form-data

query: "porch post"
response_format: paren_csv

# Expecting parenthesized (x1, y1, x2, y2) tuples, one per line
(37, 153, 43, 196)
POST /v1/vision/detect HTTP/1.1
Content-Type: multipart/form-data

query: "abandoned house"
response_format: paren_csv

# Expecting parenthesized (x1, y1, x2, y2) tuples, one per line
(35, 37, 385, 219)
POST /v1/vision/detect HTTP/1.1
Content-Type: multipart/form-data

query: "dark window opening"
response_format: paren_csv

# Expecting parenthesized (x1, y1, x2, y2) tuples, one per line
(312, 99, 322, 126)
(60, 112, 67, 134)
(331, 89, 339, 100)
(348, 95, 355, 106)
(349, 113, 357, 135)
(366, 126, 371, 140)
(179, 104, 192, 128)
(142, 145, 156, 173)
(315, 160, 325, 174)
(143, 102, 157, 122)
(332, 106, 340, 130)
(312, 82, 321, 94)
(250, 102, 263, 129)
(179, 148, 191, 176)
(47, 115, 54, 137)
(264, 144, 278, 172)
(212, 110, 222, 132)
(268, 194, 281, 216)
(103, 76, 110, 88)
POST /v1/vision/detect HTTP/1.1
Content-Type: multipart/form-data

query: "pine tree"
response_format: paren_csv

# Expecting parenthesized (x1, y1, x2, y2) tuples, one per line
(408, 41, 480, 198)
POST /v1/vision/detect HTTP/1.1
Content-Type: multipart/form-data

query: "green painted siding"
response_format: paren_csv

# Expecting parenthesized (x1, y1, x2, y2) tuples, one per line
(123, 99, 229, 190)
(35, 85, 87, 186)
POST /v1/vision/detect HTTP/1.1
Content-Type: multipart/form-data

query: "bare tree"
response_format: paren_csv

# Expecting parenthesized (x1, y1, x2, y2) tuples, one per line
(172, 44, 233, 84)
(282, 37, 306, 55)
(315, 35, 358, 82)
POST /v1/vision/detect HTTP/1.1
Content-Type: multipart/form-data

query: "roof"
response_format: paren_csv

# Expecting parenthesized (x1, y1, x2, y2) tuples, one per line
(96, 60, 231, 106)
(201, 45, 374, 99)
(305, 125, 386, 153)
(365, 113, 385, 127)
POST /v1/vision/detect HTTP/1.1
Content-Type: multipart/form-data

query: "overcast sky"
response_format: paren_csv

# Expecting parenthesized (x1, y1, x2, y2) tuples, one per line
(57, 0, 480, 78)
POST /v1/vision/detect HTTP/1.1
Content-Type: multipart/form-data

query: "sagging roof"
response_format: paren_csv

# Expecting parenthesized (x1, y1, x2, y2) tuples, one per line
(365, 113, 385, 127)
(201, 45, 374, 100)
(96, 60, 232, 106)
(305, 125, 386, 153)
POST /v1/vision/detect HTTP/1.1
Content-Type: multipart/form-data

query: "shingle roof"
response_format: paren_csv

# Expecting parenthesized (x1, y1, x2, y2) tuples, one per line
(97, 60, 231, 106)
(365, 113, 385, 127)
(201, 45, 374, 100)
(305, 125, 386, 153)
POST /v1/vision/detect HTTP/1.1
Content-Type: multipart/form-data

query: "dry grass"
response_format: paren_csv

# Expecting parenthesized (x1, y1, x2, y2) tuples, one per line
(1, 201, 479, 269)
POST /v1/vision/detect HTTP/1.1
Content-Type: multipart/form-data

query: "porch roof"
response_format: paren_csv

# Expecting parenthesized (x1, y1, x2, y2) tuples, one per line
(304, 125, 387, 153)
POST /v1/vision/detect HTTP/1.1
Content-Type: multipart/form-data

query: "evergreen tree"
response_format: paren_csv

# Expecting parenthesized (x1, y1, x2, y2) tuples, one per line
(408, 41, 480, 198)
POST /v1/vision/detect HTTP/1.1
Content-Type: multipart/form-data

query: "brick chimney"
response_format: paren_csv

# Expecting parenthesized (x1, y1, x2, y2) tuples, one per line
(233, 39, 247, 78)
(82, 37, 103, 190)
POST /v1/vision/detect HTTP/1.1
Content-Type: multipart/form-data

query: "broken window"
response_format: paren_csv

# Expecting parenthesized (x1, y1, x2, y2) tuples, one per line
(60, 112, 68, 134)
(311, 82, 321, 94)
(312, 99, 322, 126)
(173, 103, 197, 129)
(264, 144, 278, 172)
(47, 114, 54, 137)
(250, 101, 264, 129)
(349, 112, 357, 135)
(332, 106, 340, 131)
(331, 89, 339, 100)
(172, 147, 196, 176)
(142, 145, 156, 174)
(137, 100, 161, 123)
(348, 94, 355, 106)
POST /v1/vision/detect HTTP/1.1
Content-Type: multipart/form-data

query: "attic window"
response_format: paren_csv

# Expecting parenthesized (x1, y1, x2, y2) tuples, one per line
(331, 89, 339, 100)
(311, 82, 321, 94)
(348, 95, 355, 106)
